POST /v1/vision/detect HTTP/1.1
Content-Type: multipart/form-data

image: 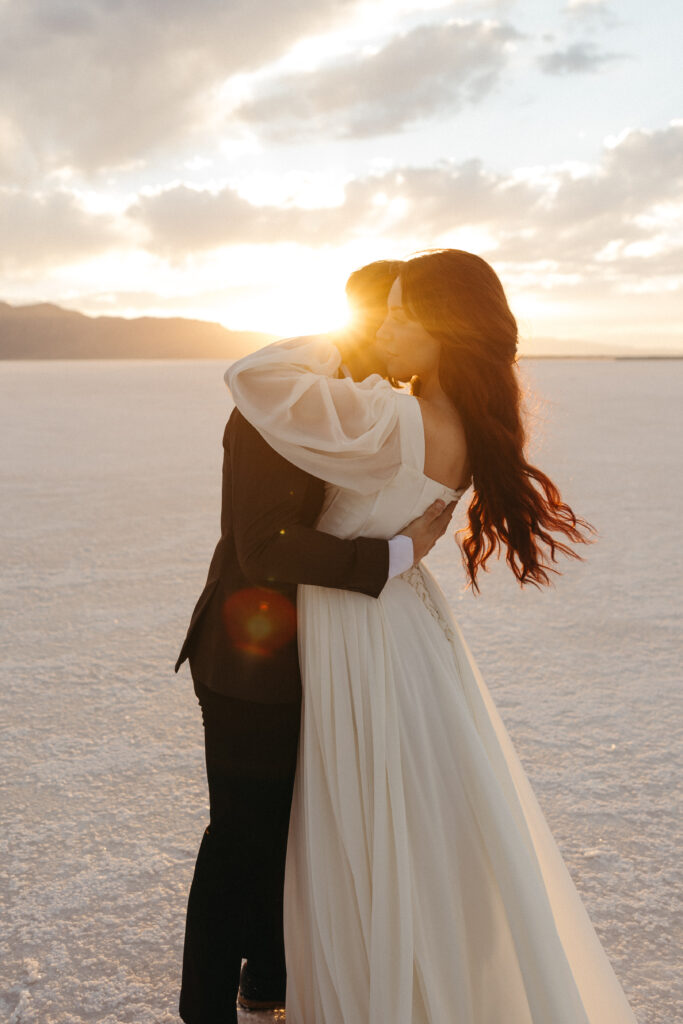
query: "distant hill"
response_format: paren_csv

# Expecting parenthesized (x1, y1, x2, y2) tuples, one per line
(0, 301, 274, 359)
(520, 335, 683, 359)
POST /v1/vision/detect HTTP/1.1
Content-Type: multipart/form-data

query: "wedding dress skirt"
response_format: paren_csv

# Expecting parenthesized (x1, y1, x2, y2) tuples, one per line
(226, 336, 638, 1024)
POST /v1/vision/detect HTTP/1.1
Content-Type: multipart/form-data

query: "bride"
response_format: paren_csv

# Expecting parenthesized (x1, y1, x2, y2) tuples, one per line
(226, 249, 637, 1023)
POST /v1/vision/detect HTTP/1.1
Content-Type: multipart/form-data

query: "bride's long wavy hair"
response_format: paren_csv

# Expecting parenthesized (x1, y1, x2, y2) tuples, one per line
(400, 249, 594, 592)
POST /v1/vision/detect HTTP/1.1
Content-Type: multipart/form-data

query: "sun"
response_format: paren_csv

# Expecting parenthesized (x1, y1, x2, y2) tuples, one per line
(202, 244, 379, 338)
(176, 241, 403, 339)
(257, 278, 353, 338)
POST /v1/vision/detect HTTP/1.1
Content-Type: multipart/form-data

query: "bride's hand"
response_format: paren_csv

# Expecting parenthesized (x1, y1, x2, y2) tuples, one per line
(400, 499, 456, 563)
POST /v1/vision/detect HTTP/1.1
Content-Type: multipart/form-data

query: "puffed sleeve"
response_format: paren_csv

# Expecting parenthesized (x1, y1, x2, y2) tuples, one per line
(225, 334, 402, 495)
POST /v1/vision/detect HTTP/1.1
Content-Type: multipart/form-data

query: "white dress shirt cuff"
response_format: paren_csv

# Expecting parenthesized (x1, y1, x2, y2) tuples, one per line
(388, 534, 414, 579)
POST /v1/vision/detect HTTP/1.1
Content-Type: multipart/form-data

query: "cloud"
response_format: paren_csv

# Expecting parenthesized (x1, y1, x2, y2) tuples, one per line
(127, 179, 379, 255)
(234, 19, 521, 140)
(0, 0, 360, 177)
(561, 1, 619, 29)
(0, 188, 122, 270)
(129, 123, 683, 290)
(538, 41, 627, 75)
(564, 0, 610, 13)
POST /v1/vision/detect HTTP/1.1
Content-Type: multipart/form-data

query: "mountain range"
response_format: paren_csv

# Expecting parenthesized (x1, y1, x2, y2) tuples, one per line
(0, 301, 273, 359)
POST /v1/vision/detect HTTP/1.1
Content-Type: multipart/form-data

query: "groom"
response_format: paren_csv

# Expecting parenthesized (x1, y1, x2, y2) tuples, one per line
(175, 261, 455, 1024)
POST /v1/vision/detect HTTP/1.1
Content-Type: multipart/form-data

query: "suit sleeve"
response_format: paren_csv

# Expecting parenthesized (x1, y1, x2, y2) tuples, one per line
(230, 412, 390, 599)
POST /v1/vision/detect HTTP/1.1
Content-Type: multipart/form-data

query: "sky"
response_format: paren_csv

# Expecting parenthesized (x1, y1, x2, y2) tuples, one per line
(0, 0, 681, 352)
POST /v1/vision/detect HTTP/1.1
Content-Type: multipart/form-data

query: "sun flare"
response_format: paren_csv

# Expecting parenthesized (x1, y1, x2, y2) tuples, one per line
(243, 280, 353, 338)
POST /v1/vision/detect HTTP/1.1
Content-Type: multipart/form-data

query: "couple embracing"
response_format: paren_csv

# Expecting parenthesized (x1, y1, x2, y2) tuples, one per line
(175, 250, 637, 1024)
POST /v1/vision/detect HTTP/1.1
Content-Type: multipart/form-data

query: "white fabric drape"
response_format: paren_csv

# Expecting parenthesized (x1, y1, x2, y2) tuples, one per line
(226, 335, 402, 495)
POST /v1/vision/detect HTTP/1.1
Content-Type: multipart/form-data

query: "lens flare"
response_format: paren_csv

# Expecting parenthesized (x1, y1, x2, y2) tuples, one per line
(222, 587, 297, 658)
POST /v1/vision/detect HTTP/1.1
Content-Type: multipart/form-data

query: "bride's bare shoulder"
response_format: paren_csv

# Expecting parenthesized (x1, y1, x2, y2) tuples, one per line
(417, 396, 470, 491)
(415, 394, 465, 440)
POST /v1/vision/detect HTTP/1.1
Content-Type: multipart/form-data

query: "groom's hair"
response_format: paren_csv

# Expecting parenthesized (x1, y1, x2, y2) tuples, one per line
(345, 260, 402, 343)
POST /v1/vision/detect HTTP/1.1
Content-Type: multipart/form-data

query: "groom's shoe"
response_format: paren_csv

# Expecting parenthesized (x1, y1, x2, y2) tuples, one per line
(237, 960, 286, 1011)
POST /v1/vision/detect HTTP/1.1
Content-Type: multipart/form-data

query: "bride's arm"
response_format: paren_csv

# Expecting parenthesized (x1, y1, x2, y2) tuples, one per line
(225, 334, 401, 494)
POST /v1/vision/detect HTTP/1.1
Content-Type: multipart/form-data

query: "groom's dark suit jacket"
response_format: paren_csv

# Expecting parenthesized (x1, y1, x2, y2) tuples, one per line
(175, 408, 390, 704)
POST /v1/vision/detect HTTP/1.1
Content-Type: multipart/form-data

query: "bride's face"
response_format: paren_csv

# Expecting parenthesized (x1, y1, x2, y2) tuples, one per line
(376, 278, 440, 382)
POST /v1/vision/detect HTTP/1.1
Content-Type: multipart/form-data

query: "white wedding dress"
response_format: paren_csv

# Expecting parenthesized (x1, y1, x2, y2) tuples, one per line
(226, 336, 637, 1024)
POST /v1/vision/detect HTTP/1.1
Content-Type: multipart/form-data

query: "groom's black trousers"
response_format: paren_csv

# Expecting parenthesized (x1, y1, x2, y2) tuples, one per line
(179, 680, 300, 1024)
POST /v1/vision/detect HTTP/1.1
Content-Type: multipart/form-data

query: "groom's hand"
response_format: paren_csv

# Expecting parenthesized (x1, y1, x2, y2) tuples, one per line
(400, 499, 457, 563)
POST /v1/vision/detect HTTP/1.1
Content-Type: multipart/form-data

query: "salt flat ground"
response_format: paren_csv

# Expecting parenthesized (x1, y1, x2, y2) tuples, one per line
(0, 358, 680, 1024)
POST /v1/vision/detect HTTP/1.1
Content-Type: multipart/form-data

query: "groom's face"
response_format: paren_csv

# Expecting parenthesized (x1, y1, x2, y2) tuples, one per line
(341, 326, 389, 381)
(364, 331, 390, 377)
